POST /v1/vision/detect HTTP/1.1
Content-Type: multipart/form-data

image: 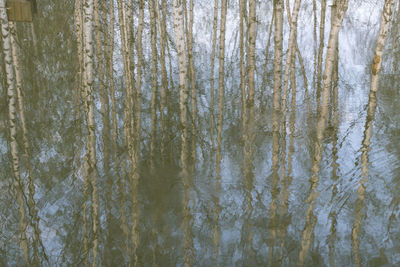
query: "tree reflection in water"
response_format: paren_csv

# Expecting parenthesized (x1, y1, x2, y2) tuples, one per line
(0, 0, 400, 266)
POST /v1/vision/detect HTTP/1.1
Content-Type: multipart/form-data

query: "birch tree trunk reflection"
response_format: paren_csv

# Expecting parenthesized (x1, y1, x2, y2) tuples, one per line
(352, 1, 395, 266)
(0, 4, 29, 264)
(173, 0, 193, 265)
(269, 0, 284, 263)
(299, 1, 348, 265)
(81, 0, 99, 265)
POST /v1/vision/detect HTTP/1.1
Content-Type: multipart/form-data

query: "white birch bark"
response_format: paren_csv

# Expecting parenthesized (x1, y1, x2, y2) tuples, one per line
(187, 0, 197, 166)
(155, 0, 168, 161)
(210, 0, 219, 260)
(173, 1, 193, 265)
(316, 0, 327, 108)
(269, 0, 284, 261)
(10, 21, 42, 265)
(352, 1, 395, 266)
(82, 0, 99, 265)
(149, 0, 158, 171)
(299, 1, 349, 265)
(0, 2, 29, 263)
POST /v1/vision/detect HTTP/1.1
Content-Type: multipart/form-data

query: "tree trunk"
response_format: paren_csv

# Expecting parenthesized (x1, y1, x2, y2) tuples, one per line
(10, 21, 41, 266)
(316, 0, 327, 108)
(269, 0, 284, 261)
(173, 0, 192, 265)
(351, 1, 394, 266)
(81, 0, 99, 265)
(210, 0, 219, 157)
(149, 0, 158, 171)
(0, 3, 29, 264)
(156, 0, 169, 162)
(299, 1, 349, 265)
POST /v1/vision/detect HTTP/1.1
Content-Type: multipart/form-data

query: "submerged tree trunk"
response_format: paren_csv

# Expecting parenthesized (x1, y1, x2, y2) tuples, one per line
(156, 0, 169, 162)
(210, 0, 219, 157)
(81, 0, 99, 265)
(242, 0, 256, 261)
(298, 1, 349, 265)
(187, 0, 197, 167)
(269, 0, 284, 262)
(173, 0, 193, 265)
(352, 1, 394, 266)
(328, 6, 340, 267)
(316, 0, 327, 109)
(10, 21, 42, 266)
(260, 10, 274, 110)
(211, 0, 220, 262)
(149, 0, 158, 171)
(0, 4, 29, 264)
(313, 0, 317, 91)
(214, 0, 227, 260)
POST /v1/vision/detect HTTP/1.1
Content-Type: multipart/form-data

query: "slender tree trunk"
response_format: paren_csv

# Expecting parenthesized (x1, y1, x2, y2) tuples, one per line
(296, 45, 311, 117)
(156, 0, 169, 162)
(128, 2, 144, 263)
(166, 36, 175, 163)
(278, 51, 297, 264)
(351, 1, 394, 266)
(93, 0, 112, 264)
(117, 1, 140, 263)
(279, 0, 301, 219)
(328, 7, 340, 267)
(187, 0, 197, 167)
(260, 10, 274, 111)
(173, 0, 193, 265)
(240, 0, 247, 153)
(316, 0, 327, 108)
(149, 0, 158, 171)
(211, 0, 220, 261)
(298, 1, 349, 265)
(243, 0, 257, 261)
(210, 0, 219, 157)
(269, 0, 284, 261)
(272, 0, 301, 263)
(74, 1, 91, 266)
(0, 4, 30, 264)
(9, 21, 42, 266)
(312, 0, 317, 91)
(81, 0, 99, 265)
(247, 0, 256, 143)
